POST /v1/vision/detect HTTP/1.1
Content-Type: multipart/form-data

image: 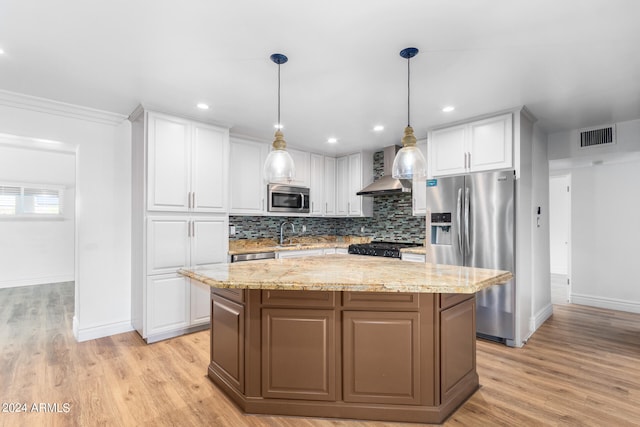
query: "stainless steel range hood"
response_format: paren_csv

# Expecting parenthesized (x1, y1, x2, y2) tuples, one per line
(357, 145, 412, 196)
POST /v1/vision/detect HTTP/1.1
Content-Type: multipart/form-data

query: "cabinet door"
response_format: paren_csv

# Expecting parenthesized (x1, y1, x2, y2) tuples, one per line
(335, 156, 349, 216)
(429, 125, 467, 177)
(230, 138, 267, 214)
(147, 273, 190, 337)
(276, 248, 324, 259)
(190, 279, 210, 325)
(412, 141, 428, 215)
(468, 113, 513, 172)
(288, 148, 310, 187)
(342, 311, 421, 405)
(347, 153, 362, 216)
(191, 217, 228, 267)
(323, 156, 336, 216)
(147, 217, 190, 275)
(211, 295, 245, 393)
(192, 124, 228, 212)
(309, 153, 324, 216)
(147, 113, 191, 211)
(441, 296, 476, 402)
(262, 308, 336, 401)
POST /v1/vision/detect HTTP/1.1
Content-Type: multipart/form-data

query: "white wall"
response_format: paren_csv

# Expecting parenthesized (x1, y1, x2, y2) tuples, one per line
(0, 90, 132, 341)
(0, 143, 75, 288)
(530, 124, 552, 327)
(549, 175, 570, 275)
(570, 159, 640, 312)
(549, 117, 640, 313)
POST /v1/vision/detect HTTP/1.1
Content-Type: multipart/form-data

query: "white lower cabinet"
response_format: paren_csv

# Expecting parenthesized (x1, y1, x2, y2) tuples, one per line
(401, 253, 426, 263)
(143, 215, 228, 342)
(190, 280, 212, 325)
(276, 248, 325, 259)
(147, 274, 190, 337)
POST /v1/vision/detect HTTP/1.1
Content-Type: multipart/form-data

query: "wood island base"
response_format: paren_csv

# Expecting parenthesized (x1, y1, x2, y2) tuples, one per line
(208, 288, 479, 424)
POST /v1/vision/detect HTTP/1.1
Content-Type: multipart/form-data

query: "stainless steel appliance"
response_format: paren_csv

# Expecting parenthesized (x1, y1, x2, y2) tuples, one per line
(267, 184, 310, 213)
(348, 241, 422, 258)
(231, 252, 276, 263)
(357, 145, 411, 196)
(425, 170, 516, 346)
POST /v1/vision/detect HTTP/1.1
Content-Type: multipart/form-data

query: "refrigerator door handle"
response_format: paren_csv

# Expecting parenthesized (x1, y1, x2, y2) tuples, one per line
(457, 188, 463, 255)
(465, 187, 471, 254)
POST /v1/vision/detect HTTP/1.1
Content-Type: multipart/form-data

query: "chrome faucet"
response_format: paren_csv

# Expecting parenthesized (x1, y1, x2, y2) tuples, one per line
(279, 221, 295, 245)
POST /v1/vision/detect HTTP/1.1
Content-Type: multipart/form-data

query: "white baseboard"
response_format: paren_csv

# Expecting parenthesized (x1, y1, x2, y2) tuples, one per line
(74, 319, 134, 342)
(0, 275, 74, 289)
(571, 294, 640, 314)
(529, 303, 554, 335)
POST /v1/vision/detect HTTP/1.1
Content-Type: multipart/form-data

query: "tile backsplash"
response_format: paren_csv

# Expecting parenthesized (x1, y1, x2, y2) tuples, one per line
(229, 151, 426, 244)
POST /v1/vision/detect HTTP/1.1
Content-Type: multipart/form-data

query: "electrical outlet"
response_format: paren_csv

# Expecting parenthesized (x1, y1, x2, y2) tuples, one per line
(229, 225, 236, 237)
(360, 226, 365, 233)
(302, 225, 307, 233)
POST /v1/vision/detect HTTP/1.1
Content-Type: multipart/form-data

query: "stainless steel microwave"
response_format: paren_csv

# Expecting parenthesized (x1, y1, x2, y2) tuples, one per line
(267, 184, 310, 213)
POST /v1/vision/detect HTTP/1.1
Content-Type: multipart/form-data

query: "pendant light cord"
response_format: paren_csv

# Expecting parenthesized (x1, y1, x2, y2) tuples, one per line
(277, 63, 281, 127)
(407, 56, 411, 127)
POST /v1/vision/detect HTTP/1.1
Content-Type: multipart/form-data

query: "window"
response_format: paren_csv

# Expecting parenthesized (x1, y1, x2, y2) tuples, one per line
(0, 183, 64, 217)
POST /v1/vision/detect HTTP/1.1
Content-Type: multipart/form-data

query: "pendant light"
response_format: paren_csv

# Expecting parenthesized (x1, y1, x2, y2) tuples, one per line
(263, 53, 295, 183)
(392, 47, 427, 180)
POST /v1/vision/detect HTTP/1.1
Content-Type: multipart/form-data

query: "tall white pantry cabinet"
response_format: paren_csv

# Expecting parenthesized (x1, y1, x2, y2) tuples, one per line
(130, 106, 229, 343)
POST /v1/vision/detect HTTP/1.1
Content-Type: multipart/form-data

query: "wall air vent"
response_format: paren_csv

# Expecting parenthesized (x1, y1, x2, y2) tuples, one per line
(579, 125, 616, 148)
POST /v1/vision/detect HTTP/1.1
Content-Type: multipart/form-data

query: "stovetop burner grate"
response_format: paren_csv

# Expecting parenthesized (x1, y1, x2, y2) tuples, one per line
(347, 241, 423, 258)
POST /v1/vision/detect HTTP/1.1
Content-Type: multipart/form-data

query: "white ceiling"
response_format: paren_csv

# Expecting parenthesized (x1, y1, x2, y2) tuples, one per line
(1, 0, 639, 156)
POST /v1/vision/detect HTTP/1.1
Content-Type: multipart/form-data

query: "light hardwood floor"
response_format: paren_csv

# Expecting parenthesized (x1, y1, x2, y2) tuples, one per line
(2, 282, 640, 426)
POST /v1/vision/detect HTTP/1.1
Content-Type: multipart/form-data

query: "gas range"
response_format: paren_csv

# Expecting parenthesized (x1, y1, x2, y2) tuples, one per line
(347, 241, 423, 258)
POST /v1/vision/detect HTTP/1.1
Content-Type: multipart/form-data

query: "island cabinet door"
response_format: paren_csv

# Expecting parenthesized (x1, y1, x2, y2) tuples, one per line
(211, 295, 245, 393)
(440, 296, 476, 403)
(342, 311, 421, 405)
(261, 308, 336, 401)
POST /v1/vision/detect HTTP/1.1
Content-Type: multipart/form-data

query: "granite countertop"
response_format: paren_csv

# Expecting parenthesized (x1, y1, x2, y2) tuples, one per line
(228, 235, 372, 255)
(179, 254, 512, 294)
(400, 247, 427, 255)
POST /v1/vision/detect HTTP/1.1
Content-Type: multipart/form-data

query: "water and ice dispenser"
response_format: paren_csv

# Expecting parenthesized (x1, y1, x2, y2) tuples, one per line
(430, 212, 452, 245)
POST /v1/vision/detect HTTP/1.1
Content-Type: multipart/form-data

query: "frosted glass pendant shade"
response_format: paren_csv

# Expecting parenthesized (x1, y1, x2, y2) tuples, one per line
(392, 125, 427, 179)
(264, 147, 295, 183)
(391, 146, 426, 179)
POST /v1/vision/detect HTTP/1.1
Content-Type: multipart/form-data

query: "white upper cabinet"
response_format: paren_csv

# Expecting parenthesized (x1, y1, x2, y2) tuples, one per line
(309, 153, 324, 216)
(147, 112, 229, 212)
(348, 153, 363, 216)
(335, 152, 372, 217)
(412, 140, 428, 216)
(467, 114, 513, 172)
(336, 155, 349, 216)
(191, 123, 228, 211)
(147, 114, 190, 211)
(229, 137, 268, 215)
(288, 148, 310, 187)
(428, 125, 467, 176)
(323, 156, 336, 216)
(428, 113, 513, 177)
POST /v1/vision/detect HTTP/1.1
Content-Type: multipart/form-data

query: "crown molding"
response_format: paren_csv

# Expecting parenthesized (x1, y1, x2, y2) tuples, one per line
(0, 89, 126, 126)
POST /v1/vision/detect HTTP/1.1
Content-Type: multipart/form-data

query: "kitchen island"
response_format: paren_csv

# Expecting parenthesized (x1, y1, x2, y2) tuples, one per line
(179, 255, 512, 424)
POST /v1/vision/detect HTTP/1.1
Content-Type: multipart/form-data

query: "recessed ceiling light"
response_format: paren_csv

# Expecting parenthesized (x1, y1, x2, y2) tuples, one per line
(196, 103, 209, 110)
(373, 125, 384, 132)
(0, 48, 5, 55)
(442, 106, 455, 112)
(327, 137, 338, 144)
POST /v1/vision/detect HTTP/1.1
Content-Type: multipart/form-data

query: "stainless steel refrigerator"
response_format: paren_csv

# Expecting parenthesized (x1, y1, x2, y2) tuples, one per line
(425, 170, 516, 346)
